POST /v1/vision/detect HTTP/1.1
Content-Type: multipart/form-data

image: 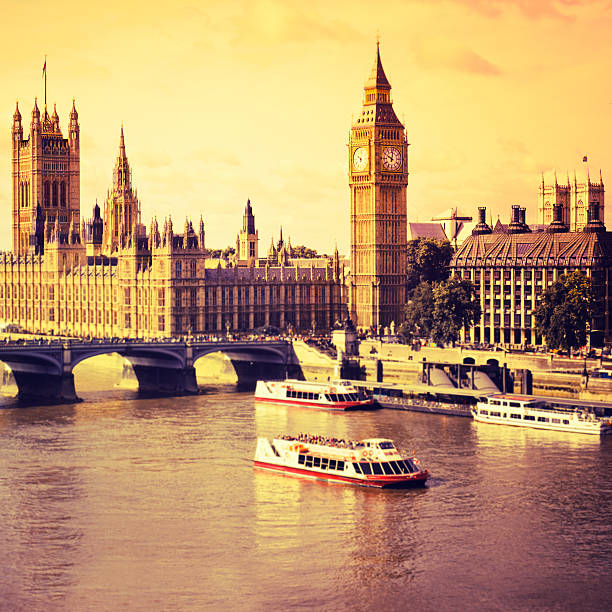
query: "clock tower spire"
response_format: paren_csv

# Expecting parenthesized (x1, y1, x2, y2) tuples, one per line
(348, 44, 408, 331)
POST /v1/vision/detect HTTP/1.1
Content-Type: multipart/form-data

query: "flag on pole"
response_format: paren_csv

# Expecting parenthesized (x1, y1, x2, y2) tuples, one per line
(42, 58, 46, 77)
(583, 156, 588, 162)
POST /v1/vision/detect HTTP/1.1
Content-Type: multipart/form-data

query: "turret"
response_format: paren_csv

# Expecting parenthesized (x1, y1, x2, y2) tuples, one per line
(546, 202, 568, 233)
(69, 99, 79, 146)
(51, 103, 60, 132)
(198, 215, 205, 250)
(471, 206, 492, 236)
(584, 201, 606, 233)
(30, 98, 41, 145)
(12, 101, 22, 145)
(91, 201, 103, 244)
(507, 204, 529, 234)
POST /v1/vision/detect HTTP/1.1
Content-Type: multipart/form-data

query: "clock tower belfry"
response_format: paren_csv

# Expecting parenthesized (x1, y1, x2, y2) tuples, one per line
(348, 44, 408, 331)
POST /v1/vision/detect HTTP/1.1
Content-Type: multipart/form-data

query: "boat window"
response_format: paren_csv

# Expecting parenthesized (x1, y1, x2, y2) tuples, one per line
(325, 394, 332, 402)
(353, 462, 362, 474)
(379, 442, 395, 450)
(305, 456, 313, 467)
(490, 411, 501, 417)
(537, 417, 549, 423)
(405, 459, 417, 472)
(389, 460, 403, 474)
(509, 402, 521, 408)
(480, 409, 489, 415)
(330, 394, 339, 402)
(510, 413, 521, 419)
(313, 457, 321, 468)
(321, 457, 329, 469)
(552, 418, 561, 424)
(563, 419, 569, 425)
(490, 399, 501, 406)
(337, 461, 345, 471)
(381, 462, 394, 475)
(524, 415, 535, 421)
(298, 454, 306, 465)
(371, 463, 383, 475)
(270, 444, 280, 457)
(329, 459, 337, 470)
(397, 461, 410, 474)
(360, 462, 372, 475)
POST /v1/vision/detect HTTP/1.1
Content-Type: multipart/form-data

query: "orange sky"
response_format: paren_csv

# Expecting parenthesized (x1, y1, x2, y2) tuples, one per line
(2, 0, 612, 254)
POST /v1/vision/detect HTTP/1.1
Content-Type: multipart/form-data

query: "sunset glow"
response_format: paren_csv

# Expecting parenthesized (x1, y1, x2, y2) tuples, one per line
(2, 0, 611, 253)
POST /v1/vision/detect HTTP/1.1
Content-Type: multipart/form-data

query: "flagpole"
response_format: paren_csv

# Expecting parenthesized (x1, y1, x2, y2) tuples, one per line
(44, 54, 47, 107)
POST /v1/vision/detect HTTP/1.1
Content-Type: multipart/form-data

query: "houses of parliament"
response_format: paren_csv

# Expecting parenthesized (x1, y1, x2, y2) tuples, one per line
(1, 46, 410, 338)
(3, 104, 347, 338)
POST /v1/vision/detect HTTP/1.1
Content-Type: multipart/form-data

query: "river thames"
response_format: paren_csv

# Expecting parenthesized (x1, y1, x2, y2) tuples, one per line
(0, 359, 611, 611)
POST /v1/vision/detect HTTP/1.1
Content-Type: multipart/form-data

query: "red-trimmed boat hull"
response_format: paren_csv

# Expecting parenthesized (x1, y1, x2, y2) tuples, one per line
(253, 460, 429, 488)
(254, 396, 375, 411)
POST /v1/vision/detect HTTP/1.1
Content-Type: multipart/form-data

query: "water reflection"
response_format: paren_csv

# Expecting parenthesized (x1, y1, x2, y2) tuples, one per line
(0, 405, 84, 608)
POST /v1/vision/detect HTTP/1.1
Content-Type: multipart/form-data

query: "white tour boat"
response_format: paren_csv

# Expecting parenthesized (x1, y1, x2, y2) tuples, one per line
(253, 434, 429, 488)
(472, 394, 612, 435)
(254, 379, 375, 410)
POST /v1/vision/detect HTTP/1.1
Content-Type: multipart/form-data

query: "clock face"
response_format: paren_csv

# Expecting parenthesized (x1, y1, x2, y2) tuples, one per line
(382, 146, 402, 171)
(352, 147, 368, 172)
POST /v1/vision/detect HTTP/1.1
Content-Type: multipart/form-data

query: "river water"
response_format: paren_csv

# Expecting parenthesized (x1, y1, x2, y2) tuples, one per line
(0, 358, 611, 611)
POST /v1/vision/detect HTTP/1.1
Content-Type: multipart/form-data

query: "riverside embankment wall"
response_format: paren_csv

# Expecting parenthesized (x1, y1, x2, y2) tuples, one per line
(292, 340, 612, 403)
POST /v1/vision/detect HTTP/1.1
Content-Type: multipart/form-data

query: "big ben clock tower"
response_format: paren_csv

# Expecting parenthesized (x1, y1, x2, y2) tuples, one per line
(349, 44, 408, 331)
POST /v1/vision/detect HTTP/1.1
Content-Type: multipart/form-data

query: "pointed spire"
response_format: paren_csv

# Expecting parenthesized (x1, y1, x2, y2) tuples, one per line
(31, 97, 40, 125)
(365, 41, 391, 89)
(119, 123, 126, 157)
(13, 100, 21, 122)
(600, 169, 604, 186)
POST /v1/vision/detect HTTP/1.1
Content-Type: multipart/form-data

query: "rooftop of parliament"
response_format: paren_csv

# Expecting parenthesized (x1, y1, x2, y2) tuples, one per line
(4, 99, 346, 338)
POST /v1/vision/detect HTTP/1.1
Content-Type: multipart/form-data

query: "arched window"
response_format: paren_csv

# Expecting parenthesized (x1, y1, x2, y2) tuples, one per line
(52, 182, 58, 207)
(175, 261, 182, 278)
(44, 181, 51, 207)
(190, 260, 196, 277)
(60, 182, 66, 207)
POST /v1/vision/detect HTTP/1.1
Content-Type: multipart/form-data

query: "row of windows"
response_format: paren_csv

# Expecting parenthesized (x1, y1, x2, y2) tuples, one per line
(480, 409, 569, 425)
(43, 181, 67, 208)
(287, 390, 320, 401)
(0, 306, 119, 326)
(298, 454, 346, 471)
(353, 459, 417, 476)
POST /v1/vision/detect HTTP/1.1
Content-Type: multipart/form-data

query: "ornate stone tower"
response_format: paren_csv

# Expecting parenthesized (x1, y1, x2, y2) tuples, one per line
(349, 44, 408, 330)
(102, 126, 142, 254)
(12, 99, 80, 256)
(236, 199, 258, 266)
(539, 169, 605, 231)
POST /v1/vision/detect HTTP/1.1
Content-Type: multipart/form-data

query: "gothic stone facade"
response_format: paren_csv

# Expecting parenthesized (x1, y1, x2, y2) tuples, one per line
(2, 101, 346, 338)
(348, 45, 408, 331)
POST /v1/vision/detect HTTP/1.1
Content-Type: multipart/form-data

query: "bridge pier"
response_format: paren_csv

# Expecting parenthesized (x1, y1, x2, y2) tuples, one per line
(12, 371, 81, 406)
(229, 359, 289, 390)
(131, 364, 199, 397)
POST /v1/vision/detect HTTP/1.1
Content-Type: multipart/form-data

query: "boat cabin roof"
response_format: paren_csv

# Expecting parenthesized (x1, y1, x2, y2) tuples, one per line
(487, 393, 535, 402)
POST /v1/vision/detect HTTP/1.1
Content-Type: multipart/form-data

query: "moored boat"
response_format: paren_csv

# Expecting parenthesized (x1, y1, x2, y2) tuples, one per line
(254, 379, 375, 410)
(253, 434, 429, 488)
(472, 393, 612, 435)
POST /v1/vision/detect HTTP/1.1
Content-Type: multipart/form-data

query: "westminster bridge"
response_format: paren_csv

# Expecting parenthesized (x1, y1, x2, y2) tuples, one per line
(0, 338, 299, 405)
